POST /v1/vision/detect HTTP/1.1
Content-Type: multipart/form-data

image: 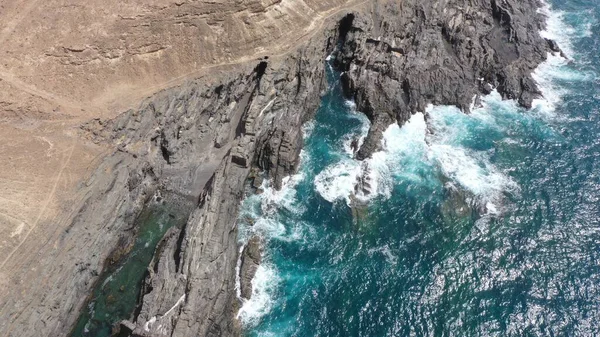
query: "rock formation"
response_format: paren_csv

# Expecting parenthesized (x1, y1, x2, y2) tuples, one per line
(239, 236, 262, 300)
(334, 0, 555, 160)
(115, 28, 337, 336)
(0, 1, 356, 336)
(122, 1, 559, 335)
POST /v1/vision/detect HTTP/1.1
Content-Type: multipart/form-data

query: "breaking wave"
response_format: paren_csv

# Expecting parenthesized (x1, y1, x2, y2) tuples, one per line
(237, 263, 280, 326)
(237, 159, 308, 326)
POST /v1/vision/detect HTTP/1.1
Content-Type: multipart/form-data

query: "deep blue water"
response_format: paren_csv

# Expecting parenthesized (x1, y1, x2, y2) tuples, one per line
(238, 1, 600, 336)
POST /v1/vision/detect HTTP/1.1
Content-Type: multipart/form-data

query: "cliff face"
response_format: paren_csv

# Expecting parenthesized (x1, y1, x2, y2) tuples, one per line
(0, 1, 355, 336)
(0, 0, 558, 336)
(80, 26, 340, 337)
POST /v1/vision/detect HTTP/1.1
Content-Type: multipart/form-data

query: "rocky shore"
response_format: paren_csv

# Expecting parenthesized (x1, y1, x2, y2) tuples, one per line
(117, 1, 559, 335)
(0, 0, 561, 336)
(334, 0, 556, 160)
(112, 36, 337, 336)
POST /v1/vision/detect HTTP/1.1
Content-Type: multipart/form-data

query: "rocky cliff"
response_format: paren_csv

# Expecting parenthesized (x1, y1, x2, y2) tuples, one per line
(0, 0, 560, 336)
(109, 33, 337, 336)
(334, 0, 555, 160)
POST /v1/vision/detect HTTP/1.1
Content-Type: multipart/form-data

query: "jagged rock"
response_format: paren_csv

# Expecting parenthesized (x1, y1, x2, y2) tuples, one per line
(126, 25, 336, 337)
(251, 174, 264, 190)
(79, 2, 556, 336)
(239, 237, 262, 300)
(333, 0, 556, 159)
(546, 38, 569, 59)
(119, 320, 137, 335)
(354, 164, 373, 197)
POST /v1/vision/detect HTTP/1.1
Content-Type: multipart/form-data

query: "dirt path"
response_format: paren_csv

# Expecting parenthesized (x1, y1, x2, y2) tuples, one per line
(0, 0, 368, 119)
(105, 0, 369, 111)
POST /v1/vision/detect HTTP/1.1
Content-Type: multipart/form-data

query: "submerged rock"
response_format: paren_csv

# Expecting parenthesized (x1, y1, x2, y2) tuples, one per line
(350, 195, 370, 229)
(440, 182, 477, 220)
(354, 163, 373, 197)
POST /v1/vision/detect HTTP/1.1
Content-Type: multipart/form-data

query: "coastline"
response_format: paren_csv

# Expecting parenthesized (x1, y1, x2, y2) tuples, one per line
(0, 0, 569, 336)
(80, 0, 563, 335)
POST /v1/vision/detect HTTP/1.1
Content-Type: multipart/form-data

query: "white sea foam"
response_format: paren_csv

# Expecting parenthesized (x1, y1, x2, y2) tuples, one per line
(302, 120, 315, 139)
(314, 159, 363, 204)
(374, 112, 429, 170)
(342, 112, 370, 156)
(239, 2, 593, 330)
(315, 112, 430, 205)
(313, 2, 588, 210)
(235, 244, 245, 299)
(314, 101, 371, 204)
(418, 2, 592, 212)
(368, 244, 398, 265)
(236, 151, 309, 325)
(367, 112, 429, 197)
(470, 92, 511, 128)
(344, 99, 371, 155)
(428, 143, 517, 210)
(538, 3, 577, 57)
(531, 51, 584, 116)
(238, 167, 307, 245)
(260, 172, 305, 215)
(425, 104, 519, 213)
(538, 1, 596, 52)
(422, 8, 586, 208)
(532, 2, 595, 115)
(344, 99, 357, 110)
(237, 263, 280, 326)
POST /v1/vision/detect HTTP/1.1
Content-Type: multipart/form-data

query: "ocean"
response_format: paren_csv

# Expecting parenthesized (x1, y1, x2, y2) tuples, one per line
(237, 1, 600, 336)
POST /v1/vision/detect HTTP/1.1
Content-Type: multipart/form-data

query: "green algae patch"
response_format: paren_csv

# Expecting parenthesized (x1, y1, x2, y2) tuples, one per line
(70, 197, 191, 337)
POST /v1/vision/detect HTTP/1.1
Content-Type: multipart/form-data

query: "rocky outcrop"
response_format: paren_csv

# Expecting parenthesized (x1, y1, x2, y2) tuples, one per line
(121, 1, 558, 334)
(333, 0, 556, 159)
(239, 236, 262, 300)
(78, 1, 557, 336)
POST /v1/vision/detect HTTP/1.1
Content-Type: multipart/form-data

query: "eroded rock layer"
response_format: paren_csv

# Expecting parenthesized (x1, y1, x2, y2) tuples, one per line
(84, 26, 339, 337)
(124, 1, 556, 336)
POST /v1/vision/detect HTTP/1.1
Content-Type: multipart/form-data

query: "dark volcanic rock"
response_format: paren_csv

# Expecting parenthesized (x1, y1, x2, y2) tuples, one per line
(334, 0, 555, 158)
(109, 25, 339, 337)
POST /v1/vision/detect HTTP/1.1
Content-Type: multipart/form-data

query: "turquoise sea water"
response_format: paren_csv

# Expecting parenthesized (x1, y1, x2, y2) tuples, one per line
(238, 1, 600, 336)
(71, 200, 190, 337)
